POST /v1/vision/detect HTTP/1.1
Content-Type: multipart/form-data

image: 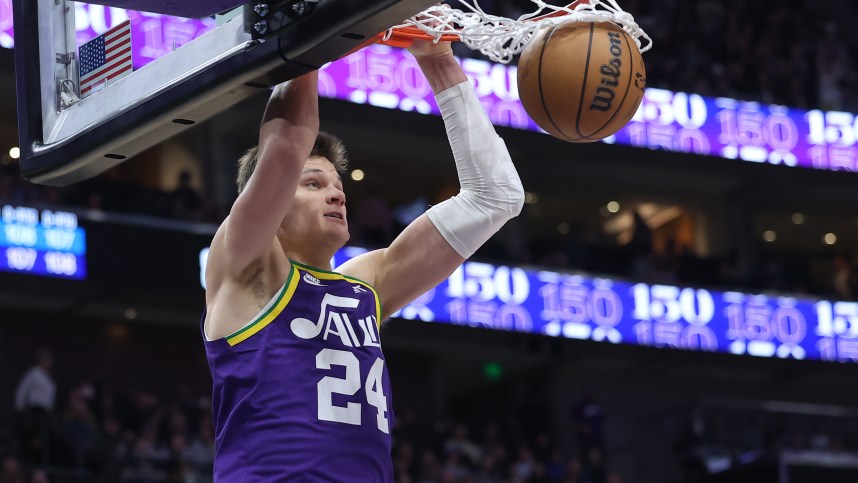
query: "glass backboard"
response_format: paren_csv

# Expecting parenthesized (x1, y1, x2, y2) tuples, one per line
(14, 0, 436, 186)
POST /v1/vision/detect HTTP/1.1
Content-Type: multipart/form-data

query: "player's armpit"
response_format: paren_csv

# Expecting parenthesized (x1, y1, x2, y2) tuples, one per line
(338, 215, 464, 320)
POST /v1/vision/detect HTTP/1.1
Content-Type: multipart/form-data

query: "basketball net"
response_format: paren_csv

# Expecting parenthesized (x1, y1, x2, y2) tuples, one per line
(379, 0, 652, 64)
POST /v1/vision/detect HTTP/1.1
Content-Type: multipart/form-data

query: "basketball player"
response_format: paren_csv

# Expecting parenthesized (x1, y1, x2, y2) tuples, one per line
(202, 37, 524, 481)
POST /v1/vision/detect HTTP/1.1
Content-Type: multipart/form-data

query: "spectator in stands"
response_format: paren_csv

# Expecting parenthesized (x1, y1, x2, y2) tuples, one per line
(627, 211, 654, 280)
(509, 445, 537, 482)
(832, 252, 854, 300)
(14, 349, 56, 466)
(444, 423, 482, 467)
(170, 169, 202, 220)
(571, 390, 606, 478)
(393, 440, 416, 482)
(416, 449, 442, 482)
(28, 469, 49, 483)
(478, 450, 505, 482)
(441, 453, 468, 481)
(675, 404, 729, 480)
(186, 419, 215, 480)
(584, 447, 607, 483)
(85, 416, 124, 480)
(0, 456, 24, 483)
(649, 238, 680, 285)
(542, 449, 567, 481)
(567, 456, 584, 483)
(816, 22, 848, 111)
(59, 383, 99, 468)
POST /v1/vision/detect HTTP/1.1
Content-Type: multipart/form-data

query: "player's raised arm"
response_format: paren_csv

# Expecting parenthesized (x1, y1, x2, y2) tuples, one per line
(339, 42, 524, 318)
(215, 72, 320, 279)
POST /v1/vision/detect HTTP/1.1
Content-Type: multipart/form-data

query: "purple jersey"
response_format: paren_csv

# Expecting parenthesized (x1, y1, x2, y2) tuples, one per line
(202, 261, 394, 482)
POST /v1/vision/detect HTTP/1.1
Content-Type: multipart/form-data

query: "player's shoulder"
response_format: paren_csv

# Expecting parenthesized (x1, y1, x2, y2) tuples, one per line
(336, 248, 384, 287)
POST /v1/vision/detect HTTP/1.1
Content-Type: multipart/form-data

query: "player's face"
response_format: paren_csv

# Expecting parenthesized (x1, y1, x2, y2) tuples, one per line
(281, 156, 349, 246)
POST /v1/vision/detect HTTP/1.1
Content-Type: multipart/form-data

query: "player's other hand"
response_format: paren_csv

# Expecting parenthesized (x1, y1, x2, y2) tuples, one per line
(407, 37, 453, 59)
(407, 4, 453, 59)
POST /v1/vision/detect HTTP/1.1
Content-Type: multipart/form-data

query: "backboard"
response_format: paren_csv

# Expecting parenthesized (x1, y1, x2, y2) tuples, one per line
(14, 0, 436, 186)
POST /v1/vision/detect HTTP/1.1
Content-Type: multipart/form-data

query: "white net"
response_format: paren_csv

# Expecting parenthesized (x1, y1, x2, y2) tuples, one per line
(383, 0, 653, 64)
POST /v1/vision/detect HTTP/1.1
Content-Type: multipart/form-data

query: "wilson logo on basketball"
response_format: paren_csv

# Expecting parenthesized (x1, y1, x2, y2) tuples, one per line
(590, 32, 623, 112)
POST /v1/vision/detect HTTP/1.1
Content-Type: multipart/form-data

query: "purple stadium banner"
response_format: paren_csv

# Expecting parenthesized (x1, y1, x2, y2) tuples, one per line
(3, 4, 857, 172)
(329, 247, 858, 364)
(0, 0, 9, 49)
(319, 45, 858, 172)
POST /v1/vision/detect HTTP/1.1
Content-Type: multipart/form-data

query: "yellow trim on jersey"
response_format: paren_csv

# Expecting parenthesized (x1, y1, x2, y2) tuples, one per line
(226, 264, 300, 346)
(291, 261, 382, 326)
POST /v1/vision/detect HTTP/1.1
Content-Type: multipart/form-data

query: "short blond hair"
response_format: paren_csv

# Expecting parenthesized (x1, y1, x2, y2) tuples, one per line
(236, 131, 348, 194)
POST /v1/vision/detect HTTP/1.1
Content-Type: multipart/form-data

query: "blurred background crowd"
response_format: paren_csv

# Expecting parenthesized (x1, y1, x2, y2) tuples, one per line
(3, 0, 858, 482)
(6, 346, 858, 483)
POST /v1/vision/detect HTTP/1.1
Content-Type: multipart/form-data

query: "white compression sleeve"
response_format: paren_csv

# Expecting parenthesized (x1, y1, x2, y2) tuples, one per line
(426, 81, 525, 259)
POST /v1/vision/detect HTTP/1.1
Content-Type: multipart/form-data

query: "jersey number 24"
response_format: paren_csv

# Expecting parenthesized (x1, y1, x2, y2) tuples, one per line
(316, 348, 389, 433)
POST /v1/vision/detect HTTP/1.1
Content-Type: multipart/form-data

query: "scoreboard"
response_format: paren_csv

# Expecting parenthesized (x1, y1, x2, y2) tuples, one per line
(0, 205, 86, 280)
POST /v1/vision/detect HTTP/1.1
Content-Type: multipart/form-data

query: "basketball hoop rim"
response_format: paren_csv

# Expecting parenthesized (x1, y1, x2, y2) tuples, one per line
(375, 0, 590, 46)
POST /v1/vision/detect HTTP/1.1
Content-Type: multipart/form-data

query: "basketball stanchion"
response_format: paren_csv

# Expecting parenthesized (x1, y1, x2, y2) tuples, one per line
(371, 0, 652, 142)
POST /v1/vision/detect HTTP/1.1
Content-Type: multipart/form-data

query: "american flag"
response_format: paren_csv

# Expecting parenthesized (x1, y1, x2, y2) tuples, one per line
(78, 20, 133, 98)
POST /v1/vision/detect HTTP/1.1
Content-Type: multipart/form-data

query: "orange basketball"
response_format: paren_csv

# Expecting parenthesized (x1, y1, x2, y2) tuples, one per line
(517, 21, 646, 142)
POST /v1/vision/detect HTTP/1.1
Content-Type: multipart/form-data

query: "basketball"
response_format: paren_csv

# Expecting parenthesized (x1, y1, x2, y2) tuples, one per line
(517, 21, 646, 142)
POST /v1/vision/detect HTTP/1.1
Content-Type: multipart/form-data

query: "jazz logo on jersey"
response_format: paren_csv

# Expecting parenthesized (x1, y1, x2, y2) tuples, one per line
(291, 294, 380, 348)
